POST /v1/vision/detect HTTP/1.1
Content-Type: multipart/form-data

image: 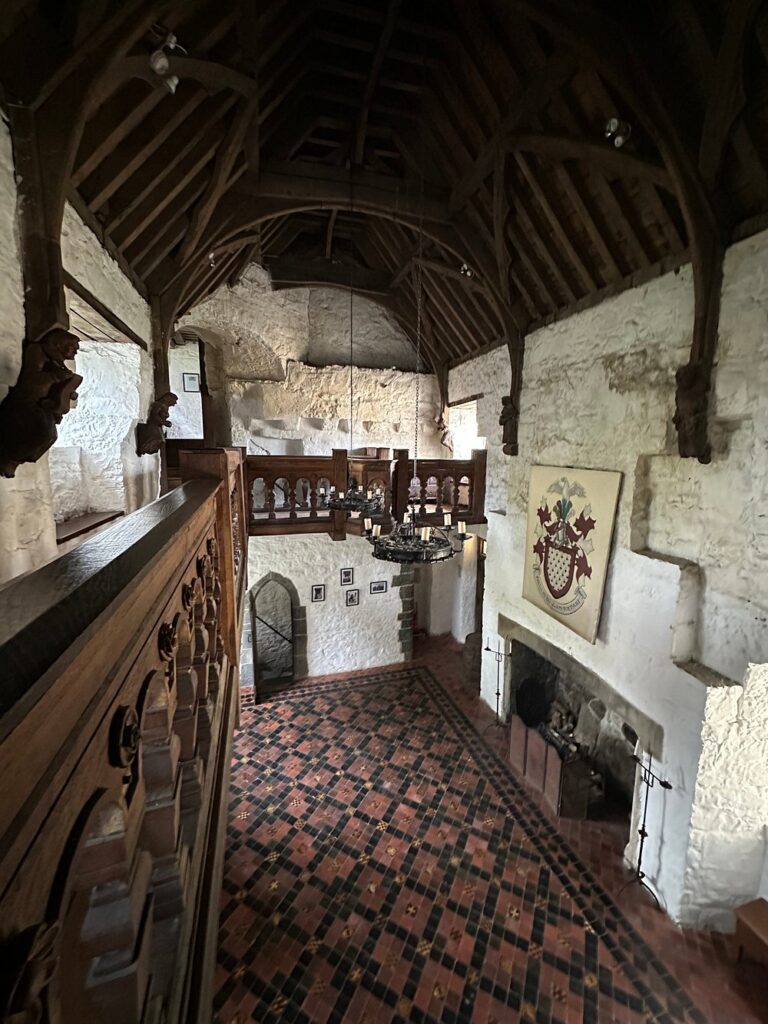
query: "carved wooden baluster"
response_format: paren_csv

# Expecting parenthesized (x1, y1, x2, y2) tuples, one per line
(266, 475, 276, 519)
(418, 477, 426, 516)
(137, 669, 188, 997)
(288, 476, 297, 519)
(58, 796, 154, 1022)
(176, 582, 203, 847)
(464, 472, 474, 510)
(206, 537, 224, 691)
(309, 476, 318, 517)
(193, 556, 213, 761)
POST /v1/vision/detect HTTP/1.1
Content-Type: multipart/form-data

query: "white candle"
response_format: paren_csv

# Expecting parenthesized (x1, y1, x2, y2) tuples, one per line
(458, 521, 467, 536)
(367, 488, 373, 498)
(364, 517, 372, 531)
(403, 511, 411, 523)
(420, 526, 430, 541)
(372, 523, 381, 537)
(443, 512, 452, 526)
(319, 486, 326, 496)
(338, 490, 345, 499)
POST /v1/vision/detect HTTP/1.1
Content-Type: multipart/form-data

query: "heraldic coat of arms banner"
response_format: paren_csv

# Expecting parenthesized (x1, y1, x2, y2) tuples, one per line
(522, 465, 622, 643)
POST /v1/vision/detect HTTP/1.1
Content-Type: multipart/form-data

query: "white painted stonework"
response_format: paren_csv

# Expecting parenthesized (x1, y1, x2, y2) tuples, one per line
(680, 663, 768, 930)
(168, 342, 204, 439)
(450, 234, 768, 928)
(229, 362, 445, 457)
(181, 264, 444, 457)
(414, 536, 478, 643)
(0, 122, 57, 584)
(247, 533, 405, 676)
(182, 264, 416, 379)
(50, 339, 157, 519)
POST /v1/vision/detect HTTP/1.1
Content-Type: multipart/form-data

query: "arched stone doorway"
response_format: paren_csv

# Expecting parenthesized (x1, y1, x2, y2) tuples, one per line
(248, 572, 308, 689)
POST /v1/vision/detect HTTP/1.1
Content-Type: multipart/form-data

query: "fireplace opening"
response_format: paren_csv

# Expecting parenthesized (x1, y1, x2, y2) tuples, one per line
(508, 642, 636, 825)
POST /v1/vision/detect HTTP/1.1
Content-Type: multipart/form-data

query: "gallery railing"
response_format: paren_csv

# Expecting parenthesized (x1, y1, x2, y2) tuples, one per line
(0, 448, 246, 1024)
(244, 448, 487, 537)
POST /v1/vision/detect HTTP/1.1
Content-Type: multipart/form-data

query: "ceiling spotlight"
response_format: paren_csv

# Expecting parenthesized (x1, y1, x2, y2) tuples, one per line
(149, 29, 185, 94)
(605, 116, 631, 149)
(459, 262, 474, 278)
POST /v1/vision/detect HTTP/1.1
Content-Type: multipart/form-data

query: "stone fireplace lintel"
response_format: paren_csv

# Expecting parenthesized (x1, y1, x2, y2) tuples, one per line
(497, 613, 664, 758)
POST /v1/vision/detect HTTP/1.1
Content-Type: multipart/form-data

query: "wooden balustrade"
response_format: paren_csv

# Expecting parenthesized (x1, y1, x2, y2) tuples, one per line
(244, 447, 487, 538)
(0, 448, 245, 1024)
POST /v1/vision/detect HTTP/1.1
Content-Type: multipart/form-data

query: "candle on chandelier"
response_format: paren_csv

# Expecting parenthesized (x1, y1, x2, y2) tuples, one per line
(403, 511, 412, 523)
(420, 526, 430, 541)
(366, 488, 373, 498)
(364, 517, 372, 532)
(319, 486, 326, 496)
(443, 512, 452, 526)
(338, 490, 345, 499)
(372, 523, 381, 537)
(457, 521, 467, 536)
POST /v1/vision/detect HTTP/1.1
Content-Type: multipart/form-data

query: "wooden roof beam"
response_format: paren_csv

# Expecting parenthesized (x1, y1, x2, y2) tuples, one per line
(354, 0, 402, 166)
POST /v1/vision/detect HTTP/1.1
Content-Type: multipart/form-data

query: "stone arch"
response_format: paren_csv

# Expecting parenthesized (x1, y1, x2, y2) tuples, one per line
(249, 572, 308, 683)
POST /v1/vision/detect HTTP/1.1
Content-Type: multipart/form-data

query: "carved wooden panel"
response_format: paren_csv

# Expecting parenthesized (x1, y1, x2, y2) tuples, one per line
(0, 451, 243, 1024)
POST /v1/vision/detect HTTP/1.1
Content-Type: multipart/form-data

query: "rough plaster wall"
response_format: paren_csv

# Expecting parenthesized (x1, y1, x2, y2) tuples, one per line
(168, 342, 204, 438)
(247, 533, 404, 676)
(450, 265, 705, 921)
(230, 362, 445, 456)
(51, 340, 153, 519)
(182, 263, 418, 380)
(253, 579, 293, 678)
(449, 239, 768, 924)
(679, 664, 768, 929)
(449, 345, 510, 513)
(414, 537, 478, 641)
(181, 263, 441, 456)
(0, 120, 57, 584)
(308, 289, 417, 369)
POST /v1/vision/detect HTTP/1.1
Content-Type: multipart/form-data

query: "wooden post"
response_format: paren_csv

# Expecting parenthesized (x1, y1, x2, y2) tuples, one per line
(392, 448, 409, 523)
(330, 448, 347, 541)
(471, 449, 487, 520)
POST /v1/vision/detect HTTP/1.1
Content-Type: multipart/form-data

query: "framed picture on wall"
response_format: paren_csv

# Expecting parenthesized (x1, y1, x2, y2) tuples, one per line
(182, 372, 200, 392)
(311, 584, 325, 603)
(346, 588, 359, 607)
(370, 580, 387, 595)
(340, 568, 354, 586)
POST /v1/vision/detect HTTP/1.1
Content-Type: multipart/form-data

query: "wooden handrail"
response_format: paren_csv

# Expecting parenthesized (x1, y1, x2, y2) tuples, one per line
(0, 448, 246, 1024)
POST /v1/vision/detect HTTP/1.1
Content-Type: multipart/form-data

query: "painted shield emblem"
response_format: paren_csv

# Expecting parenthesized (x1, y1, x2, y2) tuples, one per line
(542, 540, 577, 599)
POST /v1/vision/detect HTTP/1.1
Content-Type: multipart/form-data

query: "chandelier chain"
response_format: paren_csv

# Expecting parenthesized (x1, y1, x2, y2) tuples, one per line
(349, 169, 354, 454)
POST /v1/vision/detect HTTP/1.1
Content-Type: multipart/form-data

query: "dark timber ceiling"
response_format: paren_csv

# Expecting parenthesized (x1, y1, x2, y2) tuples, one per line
(2, 0, 768, 374)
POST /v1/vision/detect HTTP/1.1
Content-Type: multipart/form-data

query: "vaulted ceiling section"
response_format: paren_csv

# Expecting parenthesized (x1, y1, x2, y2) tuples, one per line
(1, 0, 767, 465)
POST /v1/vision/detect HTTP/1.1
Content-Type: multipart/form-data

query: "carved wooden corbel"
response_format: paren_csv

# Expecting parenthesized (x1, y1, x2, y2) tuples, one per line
(135, 391, 178, 457)
(0, 328, 82, 477)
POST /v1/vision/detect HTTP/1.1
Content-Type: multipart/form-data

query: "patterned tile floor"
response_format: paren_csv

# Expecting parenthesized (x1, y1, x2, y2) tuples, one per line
(215, 643, 768, 1024)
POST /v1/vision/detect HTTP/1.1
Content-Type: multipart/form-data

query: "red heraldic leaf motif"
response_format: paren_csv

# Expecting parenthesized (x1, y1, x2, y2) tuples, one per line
(575, 550, 592, 582)
(574, 510, 596, 538)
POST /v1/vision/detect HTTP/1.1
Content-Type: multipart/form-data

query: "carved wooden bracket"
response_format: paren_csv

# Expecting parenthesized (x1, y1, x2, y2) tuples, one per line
(0, 328, 83, 477)
(135, 392, 178, 457)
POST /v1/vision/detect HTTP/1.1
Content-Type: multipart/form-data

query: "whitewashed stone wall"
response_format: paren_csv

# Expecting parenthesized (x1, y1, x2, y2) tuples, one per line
(181, 264, 443, 458)
(168, 342, 204, 438)
(51, 339, 157, 519)
(414, 536, 479, 642)
(49, 203, 157, 520)
(680, 664, 768, 929)
(230, 362, 445, 456)
(0, 121, 58, 584)
(450, 235, 768, 927)
(247, 533, 405, 676)
(449, 345, 510, 513)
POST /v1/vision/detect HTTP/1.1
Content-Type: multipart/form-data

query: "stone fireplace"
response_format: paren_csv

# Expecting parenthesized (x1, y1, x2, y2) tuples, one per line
(499, 615, 664, 834)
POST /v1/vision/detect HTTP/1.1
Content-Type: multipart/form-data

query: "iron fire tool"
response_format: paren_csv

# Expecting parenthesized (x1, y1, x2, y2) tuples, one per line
(619, 752, 672, 910)
(483, 638, 512, 733)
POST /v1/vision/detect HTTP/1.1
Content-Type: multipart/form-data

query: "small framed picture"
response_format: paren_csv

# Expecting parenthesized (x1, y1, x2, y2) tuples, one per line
(182, 372, 200, 392)
(311, 584, 325, 603)
(346, 588, 359, 607)
(370, 580, 388, 595)
(340, 568, 354, 586)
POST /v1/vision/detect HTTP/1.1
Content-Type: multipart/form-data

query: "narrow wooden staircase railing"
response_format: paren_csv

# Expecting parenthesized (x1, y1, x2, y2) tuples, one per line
(0, 448, 247, 1024)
